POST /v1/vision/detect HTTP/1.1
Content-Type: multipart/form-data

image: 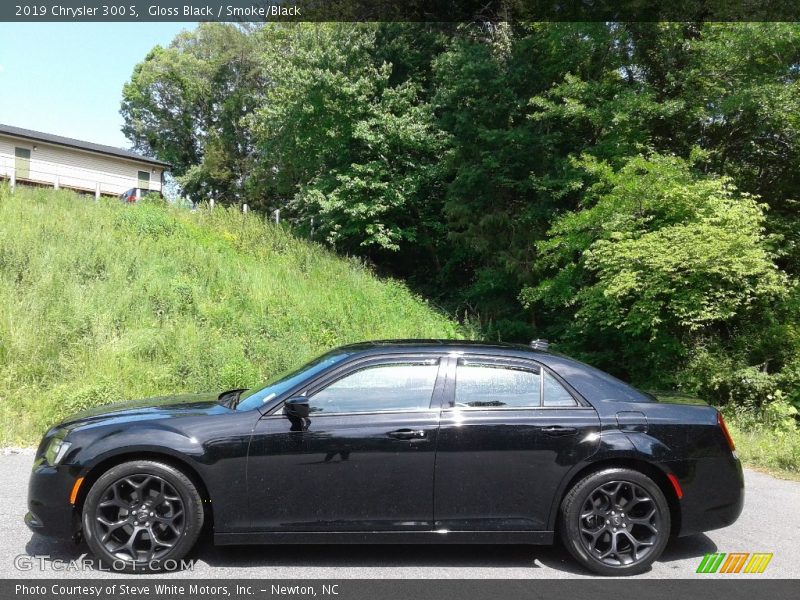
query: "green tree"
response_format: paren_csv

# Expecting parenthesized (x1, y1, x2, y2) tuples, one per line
(121, 23, 263, 203)
(250, 24, 448, 256)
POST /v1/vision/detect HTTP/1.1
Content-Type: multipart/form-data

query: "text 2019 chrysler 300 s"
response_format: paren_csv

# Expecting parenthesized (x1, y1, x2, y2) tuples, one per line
(26, 340, 743, 575)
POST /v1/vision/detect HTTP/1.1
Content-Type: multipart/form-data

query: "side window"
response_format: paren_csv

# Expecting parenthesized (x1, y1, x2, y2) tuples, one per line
(543, 370, 578, 407)
(455, 360, 541, 408)
(308, 361, 439, 414)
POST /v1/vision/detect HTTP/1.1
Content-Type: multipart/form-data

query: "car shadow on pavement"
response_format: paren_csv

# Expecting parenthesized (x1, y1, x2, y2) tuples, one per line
(23, 532, 716, 575)
(534, 534, 717, 575)
(25, 535, 84, 560)
(658, 534, 717, 563)
(194, 540, 544, 570)
(196, 533, 716, 574)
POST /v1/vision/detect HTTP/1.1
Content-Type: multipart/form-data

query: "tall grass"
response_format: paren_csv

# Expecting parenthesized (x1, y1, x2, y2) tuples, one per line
(0, 186, 462, 444)
(725, 421, 800, 478)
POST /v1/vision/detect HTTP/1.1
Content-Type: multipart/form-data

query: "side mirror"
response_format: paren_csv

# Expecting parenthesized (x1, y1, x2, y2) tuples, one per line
(283, 396, 310, 419)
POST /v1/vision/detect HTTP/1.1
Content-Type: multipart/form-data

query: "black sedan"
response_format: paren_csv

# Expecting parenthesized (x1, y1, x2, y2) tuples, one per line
(26, 340, 743, 575)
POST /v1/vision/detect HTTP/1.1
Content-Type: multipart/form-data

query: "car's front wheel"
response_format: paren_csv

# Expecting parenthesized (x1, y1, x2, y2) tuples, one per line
(559, 467, 670, 576)
(82, 460, 204, 572)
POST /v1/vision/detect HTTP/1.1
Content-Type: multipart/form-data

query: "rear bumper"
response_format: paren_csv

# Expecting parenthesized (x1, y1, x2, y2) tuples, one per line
(26, 461, 81, 540)
(669, 453, 744, 537)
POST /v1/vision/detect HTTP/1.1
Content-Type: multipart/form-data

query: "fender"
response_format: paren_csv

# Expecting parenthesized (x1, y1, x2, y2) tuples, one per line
(68, 421, 250, 532)
(77, 427, 206, 469)
(544, 428, 677, 531)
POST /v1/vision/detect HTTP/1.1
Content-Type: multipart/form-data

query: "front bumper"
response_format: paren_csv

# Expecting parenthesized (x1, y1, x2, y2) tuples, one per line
(26, 460, 81, 540)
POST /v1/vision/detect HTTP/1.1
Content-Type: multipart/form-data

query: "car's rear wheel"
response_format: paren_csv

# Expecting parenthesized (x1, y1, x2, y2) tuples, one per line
(559, 467, 670, 576)
(82, 460, 203, 573)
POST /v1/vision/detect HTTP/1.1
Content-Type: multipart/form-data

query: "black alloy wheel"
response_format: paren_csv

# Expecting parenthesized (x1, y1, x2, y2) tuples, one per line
(560, 468, 671, 576)
(578, 480, 661, 565)
(94, 474, 184, 561)
(82, 461, 203, 572)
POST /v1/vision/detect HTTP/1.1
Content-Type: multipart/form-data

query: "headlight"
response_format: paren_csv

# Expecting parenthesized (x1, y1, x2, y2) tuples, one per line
(43, 436, 72, 465)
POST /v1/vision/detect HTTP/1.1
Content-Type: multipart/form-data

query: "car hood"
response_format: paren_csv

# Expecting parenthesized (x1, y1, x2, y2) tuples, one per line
(56, 392, 228, 429)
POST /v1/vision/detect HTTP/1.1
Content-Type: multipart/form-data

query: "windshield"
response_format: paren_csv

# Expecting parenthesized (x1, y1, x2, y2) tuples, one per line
(233, 350, 353, 411)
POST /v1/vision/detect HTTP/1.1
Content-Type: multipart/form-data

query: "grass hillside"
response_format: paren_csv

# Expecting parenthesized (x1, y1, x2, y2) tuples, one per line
(0, 186, 461, 444)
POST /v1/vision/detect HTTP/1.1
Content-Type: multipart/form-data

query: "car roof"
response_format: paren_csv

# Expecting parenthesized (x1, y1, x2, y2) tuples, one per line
(338, 339, 544, 356)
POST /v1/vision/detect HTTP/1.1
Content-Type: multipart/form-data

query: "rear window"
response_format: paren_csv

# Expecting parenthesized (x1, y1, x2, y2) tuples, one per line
(540, 355, 654, 403)
(455, 361, 541, 408)
(543, 371, 577, 406)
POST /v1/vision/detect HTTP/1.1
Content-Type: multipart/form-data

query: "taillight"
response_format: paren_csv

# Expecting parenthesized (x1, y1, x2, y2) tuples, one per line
(718, 411, 736, 451)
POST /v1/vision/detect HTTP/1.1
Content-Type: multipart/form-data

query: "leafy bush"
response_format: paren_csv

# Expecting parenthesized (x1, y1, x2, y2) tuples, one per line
(723, 390, 798, 432)
(776, 358, 800, 409)
(678, 347, 781, 407)
(725, 396, 800, 475)
(719, 388, 800, 476)
(524, 154, 787, 382)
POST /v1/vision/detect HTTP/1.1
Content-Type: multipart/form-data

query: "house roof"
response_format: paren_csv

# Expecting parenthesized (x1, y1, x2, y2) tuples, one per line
(0, 123, 171, 168)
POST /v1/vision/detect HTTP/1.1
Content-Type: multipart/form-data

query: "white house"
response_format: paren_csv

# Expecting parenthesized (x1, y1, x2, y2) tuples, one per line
(0, 123, 169, 198)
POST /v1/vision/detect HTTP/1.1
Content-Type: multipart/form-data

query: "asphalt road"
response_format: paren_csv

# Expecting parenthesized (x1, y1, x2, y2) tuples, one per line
(1, 451, 797, 579)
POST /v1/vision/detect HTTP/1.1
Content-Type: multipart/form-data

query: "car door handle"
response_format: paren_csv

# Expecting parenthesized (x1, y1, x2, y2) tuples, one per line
(387, 429, 426, 439)
(541, 426, 578, 436)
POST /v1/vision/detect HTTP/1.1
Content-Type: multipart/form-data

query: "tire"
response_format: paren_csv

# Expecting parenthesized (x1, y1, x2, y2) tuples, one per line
(82, 460, 204, 573)
(559, 467, 670, 576)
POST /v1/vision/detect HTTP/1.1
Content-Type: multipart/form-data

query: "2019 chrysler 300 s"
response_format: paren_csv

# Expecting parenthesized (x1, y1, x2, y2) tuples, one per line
(26, 340, 743, 575)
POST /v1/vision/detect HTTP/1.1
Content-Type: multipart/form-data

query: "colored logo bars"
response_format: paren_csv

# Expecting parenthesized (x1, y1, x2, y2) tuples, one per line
(696, 553, 773, 574)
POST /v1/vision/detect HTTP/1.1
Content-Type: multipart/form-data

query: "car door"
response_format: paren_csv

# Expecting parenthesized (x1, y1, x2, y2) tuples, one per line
(433, 354, 601, 532)
(246, 354, 445, 532)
